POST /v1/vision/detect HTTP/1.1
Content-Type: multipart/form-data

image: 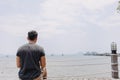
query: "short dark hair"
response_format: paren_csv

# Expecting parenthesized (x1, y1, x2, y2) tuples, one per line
(28, 30, 38, 40)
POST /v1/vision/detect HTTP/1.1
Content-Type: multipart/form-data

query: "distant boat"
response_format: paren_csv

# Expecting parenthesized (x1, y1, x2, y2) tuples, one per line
(51, 54, 54, 56)
(62, 53, 64, 56)
(6, 55, 9, 58)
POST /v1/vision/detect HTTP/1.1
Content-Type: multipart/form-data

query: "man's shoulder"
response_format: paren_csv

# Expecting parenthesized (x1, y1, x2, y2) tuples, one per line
(35, 44, 44, 51)
(17, 44, 28, 51)
(18, 43, 44, 51)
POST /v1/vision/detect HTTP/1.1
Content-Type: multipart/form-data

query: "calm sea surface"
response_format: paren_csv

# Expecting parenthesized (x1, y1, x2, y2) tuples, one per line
(47, 55, 112, 78)
(0, 55, 120, 79)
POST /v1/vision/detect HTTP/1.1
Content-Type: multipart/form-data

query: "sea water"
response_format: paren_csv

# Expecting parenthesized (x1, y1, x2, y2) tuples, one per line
(47, 55, 112, 78)
(0, 54, 119, 80)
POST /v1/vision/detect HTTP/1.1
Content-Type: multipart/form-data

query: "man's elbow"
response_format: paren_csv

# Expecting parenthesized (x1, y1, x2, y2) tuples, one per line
(17, 64, 21, 68)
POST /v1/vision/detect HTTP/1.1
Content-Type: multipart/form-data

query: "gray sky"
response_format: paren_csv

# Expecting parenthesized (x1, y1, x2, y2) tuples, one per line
(0, 0, 120, 55)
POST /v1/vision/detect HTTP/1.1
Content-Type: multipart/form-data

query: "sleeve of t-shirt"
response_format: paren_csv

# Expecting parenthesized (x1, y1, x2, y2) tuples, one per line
(40, 47, 45, 57)
(16, 48, 21, 57)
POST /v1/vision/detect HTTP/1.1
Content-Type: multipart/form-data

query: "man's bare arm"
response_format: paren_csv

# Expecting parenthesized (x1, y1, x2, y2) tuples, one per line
(40, 56, 47, 78)
(40, 56, 46, 68)
(16, 56, 21, 68)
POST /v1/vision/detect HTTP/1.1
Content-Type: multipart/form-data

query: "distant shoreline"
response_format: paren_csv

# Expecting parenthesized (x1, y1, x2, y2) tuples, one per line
(84, 52, 120, 56)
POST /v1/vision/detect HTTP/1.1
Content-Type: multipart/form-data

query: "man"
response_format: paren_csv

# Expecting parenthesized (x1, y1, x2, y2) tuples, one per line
(16, 30, 47, 80)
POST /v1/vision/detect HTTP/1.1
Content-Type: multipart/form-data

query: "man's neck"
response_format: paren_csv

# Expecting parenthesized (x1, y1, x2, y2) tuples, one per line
(29, 40, 36, 44)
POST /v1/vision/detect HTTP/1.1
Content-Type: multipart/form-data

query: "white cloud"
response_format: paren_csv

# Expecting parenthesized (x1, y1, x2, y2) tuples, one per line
(81, 0, 116, 10)
(0, 0, 16, 5)
(0, 0, 117, 32)
(0, 15, 67, 38)
(0, 0, 119, 54)
(97, 12, 120, 30)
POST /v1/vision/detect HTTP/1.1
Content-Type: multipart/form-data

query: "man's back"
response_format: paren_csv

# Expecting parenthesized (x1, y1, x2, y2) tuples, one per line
(17, 43, 45, 80)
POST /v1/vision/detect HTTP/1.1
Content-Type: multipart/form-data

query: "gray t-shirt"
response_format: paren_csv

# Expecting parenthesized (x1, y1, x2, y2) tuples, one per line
(16, 43, 45, 80)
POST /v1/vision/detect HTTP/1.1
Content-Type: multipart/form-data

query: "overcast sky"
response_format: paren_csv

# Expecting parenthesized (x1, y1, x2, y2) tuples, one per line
(0, 0, 120, 55)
